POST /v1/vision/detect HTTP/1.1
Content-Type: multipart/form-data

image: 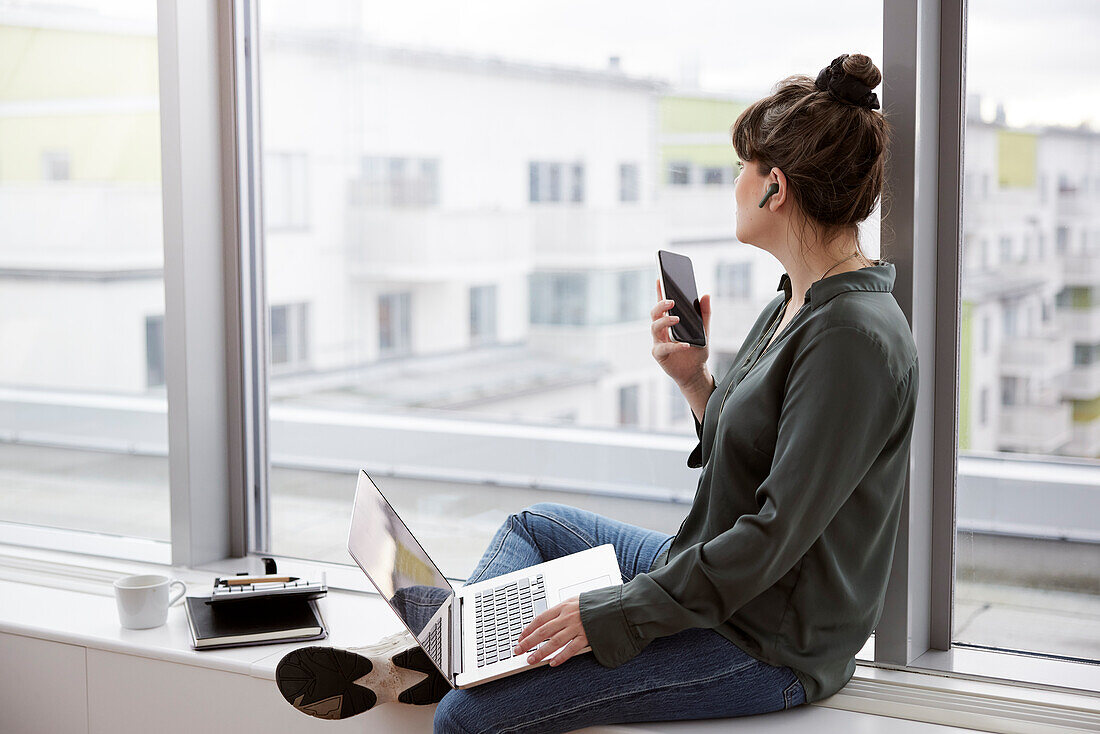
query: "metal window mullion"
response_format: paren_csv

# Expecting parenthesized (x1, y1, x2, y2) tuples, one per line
(876, 0, 964, 666)
(225, 0, 271, 555)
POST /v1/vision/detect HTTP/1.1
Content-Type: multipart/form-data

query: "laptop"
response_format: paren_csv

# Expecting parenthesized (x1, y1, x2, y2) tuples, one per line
(347, 470, 622, 689)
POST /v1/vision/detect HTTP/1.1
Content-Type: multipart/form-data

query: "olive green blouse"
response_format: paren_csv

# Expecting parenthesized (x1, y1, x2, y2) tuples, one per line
(578, 262, 919, 703)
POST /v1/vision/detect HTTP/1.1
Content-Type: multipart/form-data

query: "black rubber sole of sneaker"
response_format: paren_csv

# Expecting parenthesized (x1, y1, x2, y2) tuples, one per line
(392, 644, 452, 705)
(275, 645, 450, 720)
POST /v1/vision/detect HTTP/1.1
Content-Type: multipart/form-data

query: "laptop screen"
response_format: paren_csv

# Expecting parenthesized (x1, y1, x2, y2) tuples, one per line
(347, 471, 455, 637)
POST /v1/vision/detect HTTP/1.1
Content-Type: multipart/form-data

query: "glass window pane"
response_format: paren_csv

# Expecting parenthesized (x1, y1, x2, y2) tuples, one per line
(255, 3, 883, 608)
(0, 1, 168, 542)
(957, 0, 1100, 663)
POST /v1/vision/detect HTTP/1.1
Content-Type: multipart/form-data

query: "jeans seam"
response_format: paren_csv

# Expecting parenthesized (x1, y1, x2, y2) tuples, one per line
(783, 676, 802, 709)
(523, 509, 599, 558)
(489, 658, 760, 734)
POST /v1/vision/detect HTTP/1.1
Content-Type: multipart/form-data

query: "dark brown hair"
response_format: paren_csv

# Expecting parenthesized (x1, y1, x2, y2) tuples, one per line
(730, 53, 892, 263)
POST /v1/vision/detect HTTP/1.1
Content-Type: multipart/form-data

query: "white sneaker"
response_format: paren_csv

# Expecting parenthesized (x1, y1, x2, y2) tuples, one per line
(275, 629, 450, 720)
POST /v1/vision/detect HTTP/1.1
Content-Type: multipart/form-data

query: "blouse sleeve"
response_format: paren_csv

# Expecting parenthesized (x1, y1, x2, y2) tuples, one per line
(578, 326, 906, 668)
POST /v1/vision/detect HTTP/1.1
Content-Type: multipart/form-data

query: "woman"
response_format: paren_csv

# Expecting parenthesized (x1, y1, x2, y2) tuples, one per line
(276, 52, 919, 732)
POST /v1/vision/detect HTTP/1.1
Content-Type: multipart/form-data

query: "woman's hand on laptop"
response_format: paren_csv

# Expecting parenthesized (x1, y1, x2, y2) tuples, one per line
(513, 597, 587, 668)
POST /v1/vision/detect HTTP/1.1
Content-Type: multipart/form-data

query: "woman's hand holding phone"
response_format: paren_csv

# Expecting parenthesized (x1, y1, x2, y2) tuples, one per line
(651, 278, 712, 393)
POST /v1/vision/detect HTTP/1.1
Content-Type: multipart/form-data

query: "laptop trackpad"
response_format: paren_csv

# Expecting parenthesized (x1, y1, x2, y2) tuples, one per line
(558, 575, 612, 602)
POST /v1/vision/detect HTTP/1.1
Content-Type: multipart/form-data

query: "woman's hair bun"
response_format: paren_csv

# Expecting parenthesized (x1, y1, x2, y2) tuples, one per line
(841, 54, 881, 90)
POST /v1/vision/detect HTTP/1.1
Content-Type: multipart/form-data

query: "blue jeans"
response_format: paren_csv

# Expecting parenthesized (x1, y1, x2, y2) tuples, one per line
(432, 502, 806, 734)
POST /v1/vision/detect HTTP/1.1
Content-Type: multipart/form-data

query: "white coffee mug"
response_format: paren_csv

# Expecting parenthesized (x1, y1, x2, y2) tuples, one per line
(114, 574, 186, 630)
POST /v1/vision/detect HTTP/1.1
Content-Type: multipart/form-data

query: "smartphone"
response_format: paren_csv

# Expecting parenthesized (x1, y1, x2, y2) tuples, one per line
(656, 249, 706, 348)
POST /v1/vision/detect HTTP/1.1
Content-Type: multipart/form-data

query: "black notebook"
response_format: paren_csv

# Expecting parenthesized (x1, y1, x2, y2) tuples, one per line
(184, 595, 327, 650)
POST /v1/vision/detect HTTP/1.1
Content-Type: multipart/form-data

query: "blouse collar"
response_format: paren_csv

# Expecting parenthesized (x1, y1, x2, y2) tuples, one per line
(777, 261, 896, 310)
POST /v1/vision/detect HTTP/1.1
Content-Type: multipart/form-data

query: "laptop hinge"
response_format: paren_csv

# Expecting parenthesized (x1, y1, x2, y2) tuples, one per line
(450, 593, 463, 683)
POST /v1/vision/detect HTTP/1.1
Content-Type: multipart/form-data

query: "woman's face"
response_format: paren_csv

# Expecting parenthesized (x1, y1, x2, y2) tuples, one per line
(733, 155, 783, 248)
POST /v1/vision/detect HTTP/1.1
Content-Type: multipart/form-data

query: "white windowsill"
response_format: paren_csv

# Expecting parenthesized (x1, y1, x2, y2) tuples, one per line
(1, 542, 1098, 734)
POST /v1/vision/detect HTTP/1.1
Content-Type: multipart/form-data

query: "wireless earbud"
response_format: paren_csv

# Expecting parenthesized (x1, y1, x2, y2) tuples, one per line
(758, 182, 780, 208)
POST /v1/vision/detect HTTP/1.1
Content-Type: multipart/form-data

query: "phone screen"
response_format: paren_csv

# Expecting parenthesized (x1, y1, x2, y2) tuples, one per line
(657, 250, 706, 347)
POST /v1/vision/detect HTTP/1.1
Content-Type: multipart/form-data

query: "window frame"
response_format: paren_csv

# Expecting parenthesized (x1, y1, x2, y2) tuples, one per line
(3, 0, 1097, 699)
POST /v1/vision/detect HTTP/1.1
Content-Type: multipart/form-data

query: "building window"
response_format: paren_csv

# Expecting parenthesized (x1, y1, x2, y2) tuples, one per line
(619, 163, 639, 202)
(618, 384, 639, 426)
(668, 382, 688, 423)
(999, 235, 1012, 265)
(529, 161, 565, 203)
(715, 261, 752, 299)
(702, 166, 729, 185)
(41, 150, 71, 181)
(145, 315, 165, 389)
(980, 386, 988, 425)
(265, 152, 310, 228)
(617, 270, 648, 322)
(379, 292, 412, 357)
(1000, 376, 1022, 407)
(1056, 226, 1069, 255)
(981, 315, 990, 354)
(570, 163, 585, 203)
(1003, 302, 1019, 337)
(270, 302, 310, 368)
(529, 272, 586, 325)
(469, 285, 498, 345)
(668, 161, 690, 185)
(351, 155, 438, 208)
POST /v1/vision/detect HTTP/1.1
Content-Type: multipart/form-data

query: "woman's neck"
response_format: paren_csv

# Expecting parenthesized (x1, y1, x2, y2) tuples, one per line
(781, 242, 874, 309)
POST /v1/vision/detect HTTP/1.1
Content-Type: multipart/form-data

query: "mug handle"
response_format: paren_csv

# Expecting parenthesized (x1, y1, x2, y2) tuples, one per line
(168, 580, 187, 607)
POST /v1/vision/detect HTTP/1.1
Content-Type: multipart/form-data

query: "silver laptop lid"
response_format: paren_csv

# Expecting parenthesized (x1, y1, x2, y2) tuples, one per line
(347, 471, 454, 668)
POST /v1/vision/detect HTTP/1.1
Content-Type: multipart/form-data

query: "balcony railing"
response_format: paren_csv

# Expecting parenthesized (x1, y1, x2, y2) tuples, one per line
(1068, 418, 1100, 459)
(961, 256, 1063, 300)
(345, 209, 533, 280)
(999, 402, 1073, 454)
(0, 183, 163, 271)
(1055, 189, 1096, 219)
(1062, 253, 1100, 288)
(657, 188, 736, 241)
(1056, 303, 1100, 338)
(999, 333, 1073, 378)
(1064, 363, 1100, 401)
(530, 207, 665, 267)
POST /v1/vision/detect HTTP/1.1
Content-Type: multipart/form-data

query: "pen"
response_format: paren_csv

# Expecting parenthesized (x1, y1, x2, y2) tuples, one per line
(222, 575, 299, 586)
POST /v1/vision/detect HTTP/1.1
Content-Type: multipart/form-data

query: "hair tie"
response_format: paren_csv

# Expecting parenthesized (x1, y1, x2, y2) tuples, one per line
(815, 54, 880, 111)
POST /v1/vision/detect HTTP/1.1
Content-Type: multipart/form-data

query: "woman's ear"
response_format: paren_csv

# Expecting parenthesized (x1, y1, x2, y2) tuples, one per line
(758, 183, 780, 208)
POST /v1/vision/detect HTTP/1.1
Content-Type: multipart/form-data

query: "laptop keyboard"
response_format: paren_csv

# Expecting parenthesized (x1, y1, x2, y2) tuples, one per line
(423, 616, 443, 668)
(474, 574, 546, 668)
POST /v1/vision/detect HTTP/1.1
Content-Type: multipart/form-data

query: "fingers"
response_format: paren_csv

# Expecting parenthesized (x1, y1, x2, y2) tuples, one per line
(700, 293, 712, 334)
(547, 637, 578, 667)
(656, 278, 664, 301)
(650, 313, 679, 342)
(515, 607, 557, 654)
(649, 298, 674, 321)
(524, 627, 574, 665)
(515, 618, 554, 656)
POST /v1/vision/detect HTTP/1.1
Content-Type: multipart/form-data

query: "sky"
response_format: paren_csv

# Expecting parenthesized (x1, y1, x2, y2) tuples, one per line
(8, 0, 1099, 129)
(344, 0, 1100, 130)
